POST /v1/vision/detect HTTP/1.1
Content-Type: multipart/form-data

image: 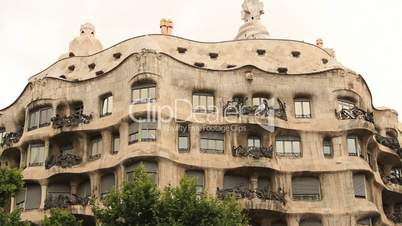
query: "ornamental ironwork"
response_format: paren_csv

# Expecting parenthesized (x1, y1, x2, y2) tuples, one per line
(375, 134, 402, 157)
(386, 212, 402, 223)
(382, 169, 402, 186)
(51, 113, 92, 129)
(232, 145, 273, 159)
(223, 98, 287, 121)
(216, 186, 286, 205)
(0, 130, 23, 148)
(335, 107, 374, 123)
(44, 194, 89, 210)
(45, 153, 82, 169)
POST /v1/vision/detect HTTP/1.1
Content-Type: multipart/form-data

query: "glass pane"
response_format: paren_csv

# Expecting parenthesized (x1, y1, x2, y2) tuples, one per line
(113, 137, 120, 152)
(193, 95, 199, 108)
(302, 101, 310, 116)
(179, 137, 189, 150)
(284, 141, 292, 153)
(248, 138, 254, 147)
(141, 88, 148, 99)
(200, 139, 208, 150)
(255, 138, 261, 147)
(276, 141, 284, 153)
(149, 129, 156, 140)
(200, 96, 207, 109)
(348, 138, 357, 154)
(295, 102, 302, 116)
(292, 141, 301, 154)
(133, 89, 140, 102)
(108, 96, 113, 113)
(207, 96, 214, 111)
(253, 98, 260, 106)
(102, 98, 108, 115)
(216, 140, 224, 151)
(208, 139, 215, 150)
(149, 87, 156, 99)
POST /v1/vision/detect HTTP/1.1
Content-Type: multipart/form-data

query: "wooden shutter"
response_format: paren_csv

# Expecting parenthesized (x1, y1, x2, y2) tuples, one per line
(101, 174, 115, 195)
(292, 177, 320, 195)
(353, 174, 366, 198)
(300, 220, 322, 226)
(25, 184, 41, 210)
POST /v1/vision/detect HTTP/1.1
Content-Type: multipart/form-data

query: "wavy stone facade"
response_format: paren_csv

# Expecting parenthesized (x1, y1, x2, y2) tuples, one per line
(1, 5, 402, 226)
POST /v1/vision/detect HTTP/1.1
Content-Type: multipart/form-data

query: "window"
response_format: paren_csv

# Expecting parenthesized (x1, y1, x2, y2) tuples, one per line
(248, 136, 261, 148)
(223, 175, 249, 190)
(294, 98, 311, 118)
(15, 188, 26, 210)
(73, 103, 84, 115)
(292, 176, 321, 201)
(276, 135, 301, 157)
(90, 137, 102, 160)
(112, 134, 120, 154)
(126, 161, 158, 184)
(16, 184, 41, 210)
(300, 219, 322, 226)
(338, 98, 356, 110)
(131, 82, 156, 104)
(178, 124, 190, 152)
(0, 127, 5, 145)
(200, 132, 224, 154)
(353, 174, 367, 198)
(28, 143, 46, 167)
(257, 177, 270, 191)
(357, 217, 374, 226)
(186, 170, 205, 193)
(192, 93, 215, 113)
(77, 180, 91, 199)
(28, 107, 53, 130)
(347, 135, 361, 156)
(128, 118, 157, 144)
(323, 138, 333, 158)
(100, 174, 115, 197)
(252, 96, 269, 107)
(60, 143, 74, 155)
(47, 184, 70, 200)
(101, 95, 113, 117)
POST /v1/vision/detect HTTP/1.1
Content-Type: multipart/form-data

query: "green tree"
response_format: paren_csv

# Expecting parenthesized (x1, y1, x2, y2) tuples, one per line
(91, 165, 248, 226)
(91, 165, 160, 226)
(0, 168, 28, 226)
(42, 208, 82, 226)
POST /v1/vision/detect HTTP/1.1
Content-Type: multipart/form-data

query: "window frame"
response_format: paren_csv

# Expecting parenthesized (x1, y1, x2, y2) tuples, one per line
(292, 176, 321, 201)
(192, 92, 215, 113)
(112, 134, 120, 154)
(28, 142, 46, 167)
(186, 170, 205, 193)
(347, 135, 361, 157)
(275, 135, 302, 157)
(252, 96, 269, 107)
(131, 83, 157, 105)
(178, 123, 190, 152)
(353, 173, 367, 199)
(247, 136, 262, 148)
(338, 98, 356, 110)
(200, 131, 225, 154)
(323, 138, 333, 158)
(294, 98, 312, 118)
(100, 95, 113, 117)
(90, 137, 103, 160)
(28, 107, 53, 130)
(128, 118, 157, 144)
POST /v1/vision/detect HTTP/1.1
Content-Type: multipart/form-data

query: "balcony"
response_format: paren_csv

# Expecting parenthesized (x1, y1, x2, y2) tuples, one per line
(382, 170, 402, 186)
(223, 98, 287, 121)
(232, 146, 273, 159)
(335, 107, 374, 123)
(0, 131, 23, 148)
(51, 113, 92, 129)
(216, 186, 286, 205)
(375, 134, 402, 157)
(45, 153, 82, 169)
(44, 194, 89, 210)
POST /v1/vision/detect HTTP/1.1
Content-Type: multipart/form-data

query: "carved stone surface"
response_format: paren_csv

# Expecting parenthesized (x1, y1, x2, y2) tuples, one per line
(223, 98, 287, 121)
(335, 107, 374, 123)
(236, 0, 270, 39)
(51, 113, 92, 129)
(0, 131, 23, 147)
(216, 186, 286, 205)
(232, 146, 273, 159)
(375, 134, 402, 156)
(45, 153, 82, 169)
(44, 194, 89, 210)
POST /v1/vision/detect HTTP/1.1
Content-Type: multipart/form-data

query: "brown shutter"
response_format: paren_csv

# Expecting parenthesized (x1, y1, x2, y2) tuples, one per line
(223, 175, 249, 189)
(292, 177, 320, 195)
(353, 174, 366, 198)
(186, 170, 205, 187)
(101, 174, 115, 195)
(25, 184, 41, 210)
(78, 181, 91, 198)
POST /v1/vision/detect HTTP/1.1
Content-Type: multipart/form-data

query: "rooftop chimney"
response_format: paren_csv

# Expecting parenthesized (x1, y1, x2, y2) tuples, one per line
(160, 19, 173, 35)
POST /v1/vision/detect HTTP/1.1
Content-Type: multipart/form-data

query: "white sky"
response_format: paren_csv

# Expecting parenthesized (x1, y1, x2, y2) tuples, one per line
(0, 0, 401, 120)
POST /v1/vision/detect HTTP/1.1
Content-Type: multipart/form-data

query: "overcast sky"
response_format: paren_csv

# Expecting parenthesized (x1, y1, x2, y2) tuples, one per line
(0, 0, 401, 119)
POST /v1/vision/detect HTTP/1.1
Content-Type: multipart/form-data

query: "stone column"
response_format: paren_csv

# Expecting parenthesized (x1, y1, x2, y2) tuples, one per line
(70, 180, 79, 195)
(43, 138, 50, 166)
(79, 133, 89, 162)
(90, 172, 101, 197)
(250, 174, 258, 199)
(101, 130, 112, 156)
(10, 197, 15, 213)
(39, 179, 49, 210)
(206, 169, 224, 197)
(119, 121, 129, 153)
(116, 164, 125, 189)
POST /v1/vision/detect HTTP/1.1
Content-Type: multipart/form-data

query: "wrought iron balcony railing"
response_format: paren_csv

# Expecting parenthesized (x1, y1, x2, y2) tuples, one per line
(216, 186, 286, 205)
(375, 134, 402, 157)
(44, 193, 89, 210)
(232, 146, 273, 159)
(386, 212, 402, 223)
(382, 171, 402, 186)
(51, 113, 92, 129)
(223, 98, 287, 121)
(45, 153, 82, 169)
(335, 107, 374, 123)
(0, 131, 23, 148)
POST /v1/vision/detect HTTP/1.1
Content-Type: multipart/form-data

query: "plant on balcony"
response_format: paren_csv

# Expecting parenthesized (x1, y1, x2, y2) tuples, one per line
(42, 208, 82, 226)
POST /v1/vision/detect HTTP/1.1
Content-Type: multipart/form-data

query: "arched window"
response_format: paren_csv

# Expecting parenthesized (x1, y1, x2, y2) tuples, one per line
(357, 217, 375, 226)
(131, 81, 156, 104)
(276, 135, 301, 157)
(28, 142, 46, 167)
(100, 94, 113, 117)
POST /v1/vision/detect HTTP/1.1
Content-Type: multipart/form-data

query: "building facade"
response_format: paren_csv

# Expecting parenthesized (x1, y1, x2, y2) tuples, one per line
(1, 1, 402, 226)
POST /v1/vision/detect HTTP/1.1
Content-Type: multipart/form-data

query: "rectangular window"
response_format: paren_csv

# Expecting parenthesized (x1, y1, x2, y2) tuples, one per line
(257, 177, 270, 191)
(60, 144, 74, 155)
(353, 174, 367, 198)
(323, 139, 333, 157)
(276, 136, 301, 157)
(29, 143, 45, 167)
(248, 136, 261, 148)
(348, 136, 361, 156)
(186, 170, 205, 193)
(77, 181, 91, 199)
(15, 188, 26, 210)
(73, 104, 84, 115)
(294, 99, 311, 118)
(112, 134, 120, 154)
(178, 124, 190, 152)
(338, 99, 355, 110)
(129, 118, 157, 144)
(126, 161, 158, 184)
(192, 93, 215, 113)
(132, 84, 156, 104)
(100, 174, 115, 197)
(101, 95, 113, 117)
(292, 177, 321, 201)
(200, 132, 224, 154)
(0, 128, 5, 146)
(90, 138, 102, 160)
(29, 107, 53, 130)
(252, 97, 269, 107)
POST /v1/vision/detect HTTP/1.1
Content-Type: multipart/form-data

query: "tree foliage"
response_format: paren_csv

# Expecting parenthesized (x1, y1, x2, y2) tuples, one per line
(42, 208, 82, 226)
(0, 168, 24, 207)
(0, 209, 29, 226)
(91, 165, 248, 226)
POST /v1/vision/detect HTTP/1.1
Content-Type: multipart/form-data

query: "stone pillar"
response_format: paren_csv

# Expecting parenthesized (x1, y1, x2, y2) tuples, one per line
(206, 169, 224, 197)
(44, 138, 50, 165)
(70, 180, 79, 195)
(39, 180, 49, 209)
(102, 130, 112, 156)
(119, 121, 129, 153)
(80, 133, 89, 162)
(116, 164, 125, 189)
(10, 197, 15, 213)
(90, 172, 101, 197)
(250, 174, 258, 199)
